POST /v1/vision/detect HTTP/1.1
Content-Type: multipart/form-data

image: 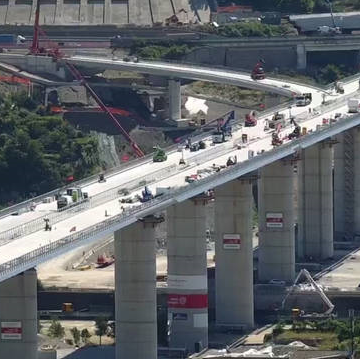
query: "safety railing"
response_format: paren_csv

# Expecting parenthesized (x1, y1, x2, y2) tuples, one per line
(0, 164, 177, 245)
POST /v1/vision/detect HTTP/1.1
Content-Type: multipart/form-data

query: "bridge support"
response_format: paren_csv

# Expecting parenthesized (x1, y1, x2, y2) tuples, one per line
(335, 128, 360, 240)
(167, 197, 208, 353)
(296, 44, 307, 70)
(334, 131, 354, 240)
(0, 269, 37, 359)
(114, 216, 161, 359)
(258, 160, 295, 283)
(298, 143, 334, 260)
(168, 79, 181, 121)
(215, 179, 254, 329)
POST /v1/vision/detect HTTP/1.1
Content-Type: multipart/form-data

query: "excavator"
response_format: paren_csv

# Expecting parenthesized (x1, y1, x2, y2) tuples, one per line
(226, 156, 237, 166)
(282, 269, 335, 319)
(245, 111, 257, 127)
(288, 118, 301, 140)
(138, 186, 154, 203)
(251, 59, 266, 80)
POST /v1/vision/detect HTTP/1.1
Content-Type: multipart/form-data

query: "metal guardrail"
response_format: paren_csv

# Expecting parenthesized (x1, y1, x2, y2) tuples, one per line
(0, 164, 177, 245)
(0, 138, 241, 245)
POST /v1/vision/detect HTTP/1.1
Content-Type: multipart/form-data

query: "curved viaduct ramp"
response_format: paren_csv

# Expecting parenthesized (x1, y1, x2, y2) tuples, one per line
(67, 56, 303, 97)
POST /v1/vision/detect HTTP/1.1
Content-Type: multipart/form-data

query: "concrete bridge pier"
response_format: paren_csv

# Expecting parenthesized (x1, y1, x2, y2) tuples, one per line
(115, 216, 162, 359)
(297, 44, 307, 70)
(167, 196, 209, 353)
(258, 160, 295, 283)
(168, 78, 181, 121)
(215, 178, 254, 330)
(0, 269, 37, 359)
(334, 131, 353, 240)
(298, 143, 334, 260)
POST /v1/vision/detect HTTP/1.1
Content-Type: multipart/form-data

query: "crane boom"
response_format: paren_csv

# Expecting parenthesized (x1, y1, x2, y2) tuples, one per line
(282, 269, 334, 315)
(66, 63, 144, 157)
(28, 0, 145, 158)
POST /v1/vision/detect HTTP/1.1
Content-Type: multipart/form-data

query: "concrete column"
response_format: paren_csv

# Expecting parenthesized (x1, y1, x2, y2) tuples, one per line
(215, 179, 254, 329)
(298, 143, 334, 260)
(168, 79, 181, 121)
(167, 197, 208, 353)
(0, 269, 37, 359)
(115, 217, 160, 359)
(258, 160, 295, 283)
(354, 129, 360, 235)
(296, 44, 307, 70)
(334, 132, 346, 240)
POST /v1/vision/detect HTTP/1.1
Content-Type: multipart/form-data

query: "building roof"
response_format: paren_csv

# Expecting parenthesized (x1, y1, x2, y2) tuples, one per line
(197, 344, 348, 359)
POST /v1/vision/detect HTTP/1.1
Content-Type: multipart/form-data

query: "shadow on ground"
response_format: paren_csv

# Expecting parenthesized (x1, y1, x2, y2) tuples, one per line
(63, 346, 114, 358)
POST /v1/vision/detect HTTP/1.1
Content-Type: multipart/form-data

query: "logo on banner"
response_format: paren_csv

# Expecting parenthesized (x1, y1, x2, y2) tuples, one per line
(168, 294, 208, 309)
(1, 322, 22, 340)
(266, 213, 283, 228)
(223, 234, 241, 249)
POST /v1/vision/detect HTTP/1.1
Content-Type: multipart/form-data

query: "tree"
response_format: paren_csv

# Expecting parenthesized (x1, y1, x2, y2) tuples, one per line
(95, 318, 108, 345)
(48, 320, 65, 338)
(70, 327, 81, 347)
(0, 91, 100, 207)
(81, 328, 91, 344)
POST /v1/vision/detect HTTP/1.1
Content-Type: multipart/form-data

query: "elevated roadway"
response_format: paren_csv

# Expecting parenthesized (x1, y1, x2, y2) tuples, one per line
(66, 55, 303, 97)
(0, 61, 359, 283)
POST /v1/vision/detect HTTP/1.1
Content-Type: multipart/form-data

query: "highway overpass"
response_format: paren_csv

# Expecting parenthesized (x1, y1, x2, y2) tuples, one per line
(0, 57, 360, 358)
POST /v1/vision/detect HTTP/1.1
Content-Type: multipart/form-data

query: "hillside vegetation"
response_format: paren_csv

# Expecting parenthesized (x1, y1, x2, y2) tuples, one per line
(0, 92, 99, 207)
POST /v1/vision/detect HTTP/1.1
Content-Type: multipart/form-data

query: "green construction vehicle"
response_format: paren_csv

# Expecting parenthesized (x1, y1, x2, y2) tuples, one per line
(153, 146, 167, 162)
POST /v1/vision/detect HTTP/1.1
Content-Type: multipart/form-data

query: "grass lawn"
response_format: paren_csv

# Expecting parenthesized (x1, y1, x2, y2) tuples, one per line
(274, 330, 339, 350)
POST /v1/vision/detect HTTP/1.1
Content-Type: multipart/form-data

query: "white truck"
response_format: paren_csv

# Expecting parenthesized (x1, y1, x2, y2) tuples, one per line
(57, 187, 88, 209)
(348, 98, 360, 113)
(295, 93, 312, 107)
(317, 26, 341, 35)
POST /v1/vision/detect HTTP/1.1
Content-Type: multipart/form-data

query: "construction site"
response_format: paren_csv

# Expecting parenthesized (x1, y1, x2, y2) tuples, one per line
(2, 0, 360, 358)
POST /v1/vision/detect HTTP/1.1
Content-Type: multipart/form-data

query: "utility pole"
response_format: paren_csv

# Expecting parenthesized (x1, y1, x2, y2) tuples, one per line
(325, 0, 337, 29)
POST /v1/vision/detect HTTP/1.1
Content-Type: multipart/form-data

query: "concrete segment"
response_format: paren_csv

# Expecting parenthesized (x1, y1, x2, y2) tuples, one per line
(168, 78, 181, 121)
(215, 179, 254, 329)
(298, 143, 334, 260)
(167, 199, 208, 353)
(115, 220, 157, 359)
(63, 0, 80, 23)
(40, 1, 57, 25)
(87, 0, 105, 24)
(128, 0, 152, 25)
(258, 160, 295, 283)
(0, 269, 37, 359)
(150, 0, 173, 23)
(7, 0, 31, 25)
(110, 1, 128, 24)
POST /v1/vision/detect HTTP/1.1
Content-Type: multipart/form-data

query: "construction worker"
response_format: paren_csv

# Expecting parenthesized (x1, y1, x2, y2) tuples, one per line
(44, 217, 51, 231)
